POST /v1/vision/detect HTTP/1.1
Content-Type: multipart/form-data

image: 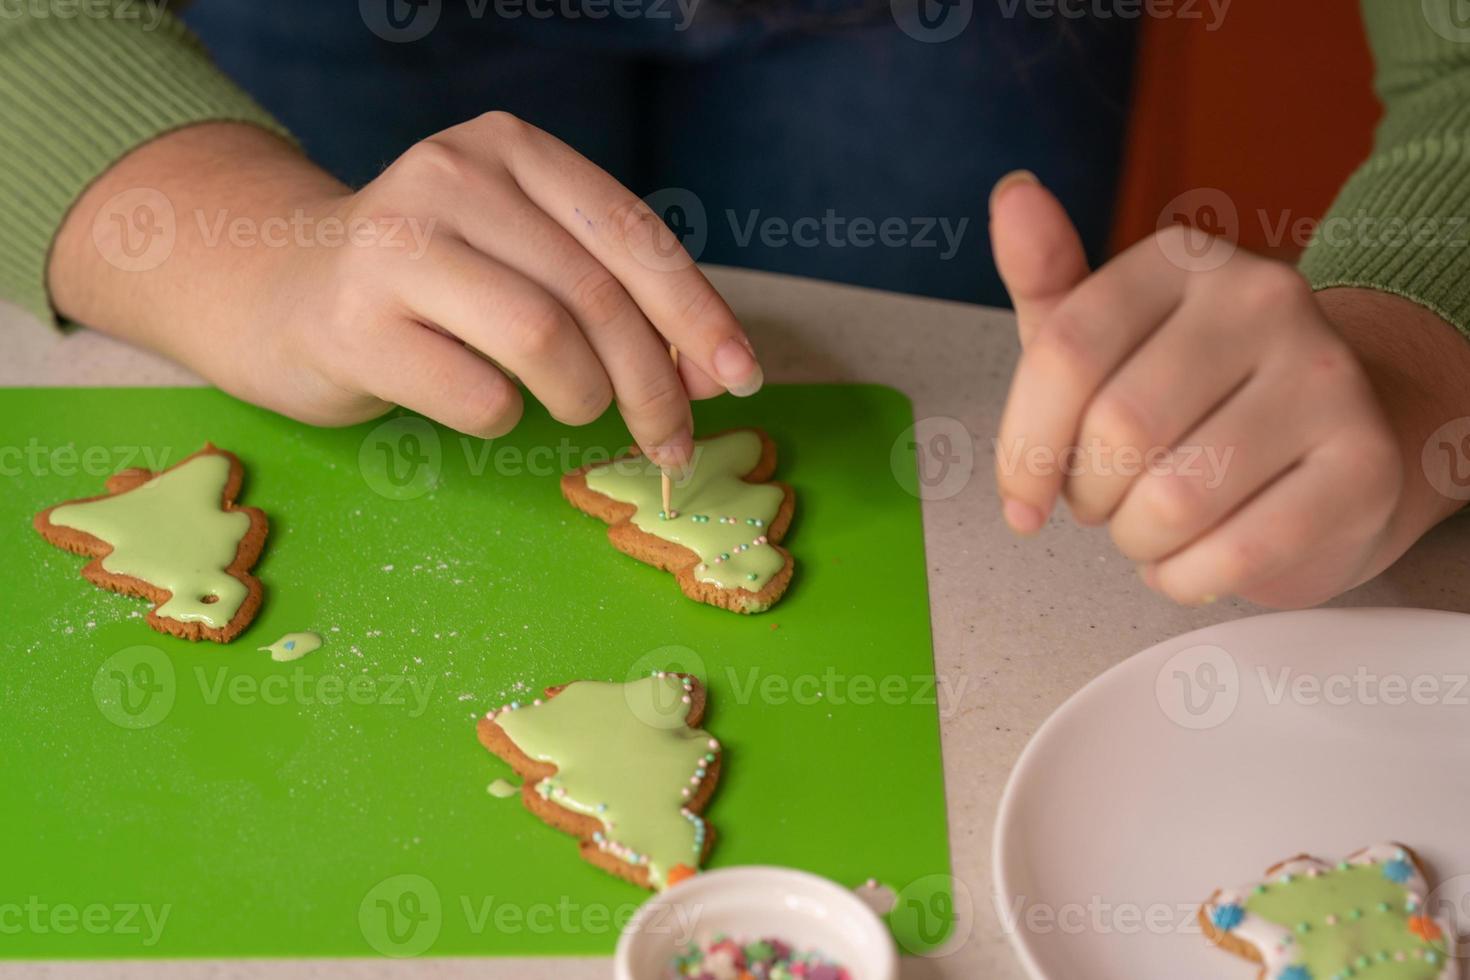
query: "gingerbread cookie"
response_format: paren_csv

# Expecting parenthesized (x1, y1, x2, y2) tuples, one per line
(477, 672, 722, 891)
(561, 429, 794, 614)
(1200, 842, 1456, 980)
(33, 444, 268, 643)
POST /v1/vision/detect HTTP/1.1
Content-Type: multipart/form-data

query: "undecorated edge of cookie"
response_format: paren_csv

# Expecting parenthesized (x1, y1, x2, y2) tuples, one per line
(32, 443, 269, 644)
(560, 428, 795, 614)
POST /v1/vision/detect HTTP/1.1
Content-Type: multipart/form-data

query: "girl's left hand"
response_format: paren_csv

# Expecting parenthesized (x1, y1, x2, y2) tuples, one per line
(987, 172, 1441, 608)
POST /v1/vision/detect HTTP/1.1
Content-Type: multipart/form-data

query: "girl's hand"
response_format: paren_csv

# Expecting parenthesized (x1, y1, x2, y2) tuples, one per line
(989, 172, 1467, 608)
(53, 116, 763, 469)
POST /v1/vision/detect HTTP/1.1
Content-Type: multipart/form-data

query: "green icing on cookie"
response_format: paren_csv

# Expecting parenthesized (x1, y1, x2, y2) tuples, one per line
(1244, 862, 1444, 979)
(48, 453, 253, 629)
(492, 675, 717, 890)
(584, 431, 784, 592)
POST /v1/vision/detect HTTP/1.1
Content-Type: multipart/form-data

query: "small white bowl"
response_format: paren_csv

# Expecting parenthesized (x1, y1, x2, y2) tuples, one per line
(615, 866, 897, 980)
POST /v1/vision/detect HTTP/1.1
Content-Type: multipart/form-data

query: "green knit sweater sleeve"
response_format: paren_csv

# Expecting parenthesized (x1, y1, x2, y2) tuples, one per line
(1301, 2, 1470, 334)
(0, 5, 290, 325)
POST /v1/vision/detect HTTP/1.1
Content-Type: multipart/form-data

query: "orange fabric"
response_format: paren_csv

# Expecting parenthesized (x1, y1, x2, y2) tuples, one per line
(1111, 3, 1379, 260)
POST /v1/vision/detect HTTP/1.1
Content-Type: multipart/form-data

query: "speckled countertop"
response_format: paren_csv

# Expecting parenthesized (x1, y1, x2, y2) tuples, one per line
(5, 265, 1468, 979)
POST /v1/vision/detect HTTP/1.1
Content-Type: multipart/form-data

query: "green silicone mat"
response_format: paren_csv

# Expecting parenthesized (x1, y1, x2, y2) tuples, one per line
(0, 384, 950, 958)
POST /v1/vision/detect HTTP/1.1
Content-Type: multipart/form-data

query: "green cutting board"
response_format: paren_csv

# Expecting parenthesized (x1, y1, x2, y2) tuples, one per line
(0, 384, 950, 959)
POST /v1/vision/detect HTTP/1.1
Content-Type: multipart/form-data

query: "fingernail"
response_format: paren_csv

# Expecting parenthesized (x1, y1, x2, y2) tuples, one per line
(989, 169, 1040, 211)
(714, 338, 763, 397)
(1003, 498, 1045, 535)
(1138, 565, 1159, 589)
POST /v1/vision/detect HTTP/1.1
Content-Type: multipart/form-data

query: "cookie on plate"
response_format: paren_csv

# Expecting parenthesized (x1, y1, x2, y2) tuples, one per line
(1200, 842, 1456, 979)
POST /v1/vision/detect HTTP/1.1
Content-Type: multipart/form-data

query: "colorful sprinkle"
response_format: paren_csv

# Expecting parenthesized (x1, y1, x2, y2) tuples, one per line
(1210, 904, 1245, 932)
(1381, 858, 1414, 884)
(670, 934, 849, 979)
(1408, 914, 1443, 942)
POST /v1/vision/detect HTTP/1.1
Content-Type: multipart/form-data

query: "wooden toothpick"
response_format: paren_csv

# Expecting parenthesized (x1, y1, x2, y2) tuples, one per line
(662, 347, 679, 517)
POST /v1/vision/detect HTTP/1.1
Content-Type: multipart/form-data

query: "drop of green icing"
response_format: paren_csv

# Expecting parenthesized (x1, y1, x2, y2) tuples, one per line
(584, 431, 784, 592)
(487, 778, 520, 799)
(48, 453, 252, 629)
(492, 675, 717, 889)
(258, 631, 322, 663)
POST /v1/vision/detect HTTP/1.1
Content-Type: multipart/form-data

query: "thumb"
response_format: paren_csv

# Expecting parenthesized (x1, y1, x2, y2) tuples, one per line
(989, 171, 1090, 346)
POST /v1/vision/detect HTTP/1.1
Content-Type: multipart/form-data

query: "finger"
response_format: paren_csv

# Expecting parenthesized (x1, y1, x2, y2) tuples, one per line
(989, 171, 1089, 347)
(348, 318, 523, 438)
(1142, 435, 1397, 605)
(454, 114, 763, 398)
(1065, 291, 1262, 525)
(1107, 368, 1314, 563)
(995, 232, 1189, 532)
(449, 185, 695, 466)
(397, 236, 614, 430)
(678, 356, 726, 400)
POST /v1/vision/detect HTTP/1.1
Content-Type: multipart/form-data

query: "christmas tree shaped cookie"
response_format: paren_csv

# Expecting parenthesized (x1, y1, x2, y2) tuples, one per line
(477, 673, 722, 891)
(561, 429, 794, 613)
(34, 444, 268, 643)
(1200, 843, 1456, 980)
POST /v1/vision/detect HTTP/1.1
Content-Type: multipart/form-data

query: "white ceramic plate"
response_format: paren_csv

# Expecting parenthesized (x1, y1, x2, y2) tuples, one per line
(994, 608, 1470, 979)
